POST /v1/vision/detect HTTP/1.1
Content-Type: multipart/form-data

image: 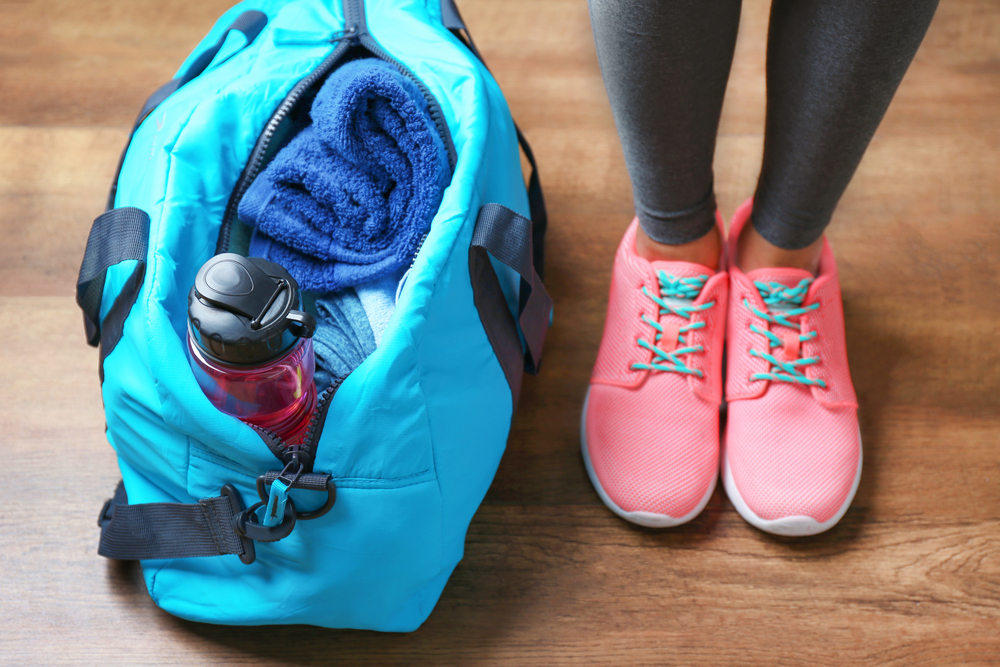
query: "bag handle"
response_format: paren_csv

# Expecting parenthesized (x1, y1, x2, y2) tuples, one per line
(76, 207, 150, 350)
(441, 0, 548, 279)
(134, 10, 269, 131)
(470, 204, 553, 407)
(98, 471, 337, 565)
(176, 10, 269, 88)
(106, 10, 269, 209)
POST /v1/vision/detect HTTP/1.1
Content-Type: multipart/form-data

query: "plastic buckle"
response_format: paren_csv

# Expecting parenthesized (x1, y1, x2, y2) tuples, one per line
(257, 471, 337, 522)
(259, 460, 301, 528)
(294, 476, 336, 521)
(233, 497, 297, 544)
(222, 483, 299, 566)
(220, 484, 257, 565)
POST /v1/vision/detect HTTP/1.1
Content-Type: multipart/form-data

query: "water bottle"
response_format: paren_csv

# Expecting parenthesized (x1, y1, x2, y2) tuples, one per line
(187, 254, 317, 445)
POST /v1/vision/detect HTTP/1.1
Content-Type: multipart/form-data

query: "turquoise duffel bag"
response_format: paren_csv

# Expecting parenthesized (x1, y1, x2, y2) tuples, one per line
(76, 0, 550, 631)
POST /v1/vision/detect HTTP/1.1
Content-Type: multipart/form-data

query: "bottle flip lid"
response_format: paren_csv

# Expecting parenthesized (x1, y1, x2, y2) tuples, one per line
(188, 254, 315, 365)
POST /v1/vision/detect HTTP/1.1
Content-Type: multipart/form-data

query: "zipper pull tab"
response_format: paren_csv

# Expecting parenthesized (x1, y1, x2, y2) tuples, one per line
(327, 26, 357, 43)
(272, 26, 357, 46)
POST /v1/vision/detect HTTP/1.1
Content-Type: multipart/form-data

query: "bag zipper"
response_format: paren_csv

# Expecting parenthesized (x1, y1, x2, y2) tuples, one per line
(343, 0, 457, 171)
(222, 0, 457, 469)
(249, 375, 344, 473)
(216, 0, 456, 254)
(215, 31, 356, 254)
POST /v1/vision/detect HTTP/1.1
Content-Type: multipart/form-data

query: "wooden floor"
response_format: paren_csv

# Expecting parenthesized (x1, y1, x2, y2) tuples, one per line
(2, 0, 999, 664)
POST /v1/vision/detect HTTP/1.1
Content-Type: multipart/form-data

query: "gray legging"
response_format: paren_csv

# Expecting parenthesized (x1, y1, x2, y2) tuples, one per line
(589, 0, 939, 250)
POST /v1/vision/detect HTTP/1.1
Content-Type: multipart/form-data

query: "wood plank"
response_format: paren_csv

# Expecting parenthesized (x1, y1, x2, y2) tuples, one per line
(2, 0, 1000, 663)
(0, 0, 233, 127)
(2, 0, 997, 138)
(3, 299, 998, 667)
(4, 129, 999, 299)
(0, 128, 124, 296)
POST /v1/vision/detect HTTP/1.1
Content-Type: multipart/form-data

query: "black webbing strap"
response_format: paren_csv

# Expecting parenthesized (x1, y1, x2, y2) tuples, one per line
(514, 125, 547, 279)
(176, 11, 269, 88)
(440, 0, 467, 35)
(133, 10, 268, 130)
(97, 262, 145, 383)
(76, 207, 150, 347)
(470, 204, 553, 407)
(98, 481, 246, 560)
(441, 0, 548, 279)
(107, 10, 269, 209)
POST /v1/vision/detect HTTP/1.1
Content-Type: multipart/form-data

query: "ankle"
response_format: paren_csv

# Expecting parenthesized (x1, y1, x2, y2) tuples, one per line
(635, 222, 721, 271)
(737, 222, 822, 275)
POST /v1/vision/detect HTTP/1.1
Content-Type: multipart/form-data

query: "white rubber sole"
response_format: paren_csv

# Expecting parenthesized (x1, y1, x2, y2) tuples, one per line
(580, 388, 716, 528)
(721, 430, 863, 537)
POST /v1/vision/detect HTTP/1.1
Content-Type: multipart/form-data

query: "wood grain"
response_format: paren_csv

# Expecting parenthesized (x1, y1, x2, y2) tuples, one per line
(2, 0, 999, 664)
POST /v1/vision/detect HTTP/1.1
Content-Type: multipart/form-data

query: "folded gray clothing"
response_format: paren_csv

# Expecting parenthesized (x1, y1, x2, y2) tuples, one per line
(312, 288, 377, 388)
(355, 268, 405, 347)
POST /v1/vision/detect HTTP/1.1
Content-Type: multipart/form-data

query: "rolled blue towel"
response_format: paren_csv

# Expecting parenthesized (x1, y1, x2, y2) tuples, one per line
(312, 288, 378, 388)
(241, 58, 449, 293)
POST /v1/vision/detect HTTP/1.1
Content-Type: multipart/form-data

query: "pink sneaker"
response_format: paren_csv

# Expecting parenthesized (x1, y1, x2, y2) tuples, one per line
(723, 198, 862, 536)
(582, 217, 728, 527)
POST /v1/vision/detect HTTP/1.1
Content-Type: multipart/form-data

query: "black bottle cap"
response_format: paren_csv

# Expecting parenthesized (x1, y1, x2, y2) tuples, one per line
(187, 254, 316, 365)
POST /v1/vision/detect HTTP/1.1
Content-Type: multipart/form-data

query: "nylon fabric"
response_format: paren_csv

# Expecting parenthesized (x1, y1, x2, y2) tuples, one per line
(93, 0, 539, 632)
(177, 10, 268, 87)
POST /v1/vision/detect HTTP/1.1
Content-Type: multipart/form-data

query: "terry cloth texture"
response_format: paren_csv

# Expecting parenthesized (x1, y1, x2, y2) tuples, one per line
(241, 57, 449, 292)
(313, 287, 378, 388)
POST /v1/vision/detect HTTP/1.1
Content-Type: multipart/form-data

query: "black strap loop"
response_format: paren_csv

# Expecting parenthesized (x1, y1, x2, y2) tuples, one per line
(257, 471, 338, 521)
(470, 204, 553, 407)
(441, 0, 547, 280)
(76, 207, 150, 347)
(176, 10, 269, 88)
(107, 10, 268, 209)
(96, 474, 335, 564)
(514, 125, 547, 279)
(440, 0, 467, 34)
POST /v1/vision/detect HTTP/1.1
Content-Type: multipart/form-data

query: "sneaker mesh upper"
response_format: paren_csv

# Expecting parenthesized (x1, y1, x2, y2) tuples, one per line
(724, 198, 861, 524)
(586, 219, 727, 518)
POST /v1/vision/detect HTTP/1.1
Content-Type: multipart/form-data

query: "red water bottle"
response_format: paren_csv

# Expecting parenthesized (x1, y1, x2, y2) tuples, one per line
(187, 254, 317, 445)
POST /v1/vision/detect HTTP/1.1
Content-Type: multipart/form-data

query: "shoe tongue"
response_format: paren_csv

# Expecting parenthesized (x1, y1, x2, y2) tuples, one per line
(648, 261, 714, 310)
(745, 267, 814, 286)
(649, 260, 715, 280)
(745, 267, 814, 313)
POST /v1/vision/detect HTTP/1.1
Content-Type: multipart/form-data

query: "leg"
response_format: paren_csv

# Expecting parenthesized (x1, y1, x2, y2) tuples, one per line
(724, 0, 939, 537)
(741, 0, 940, 273)
(583, 0, 741, 528)
(589, 0, 742, 268)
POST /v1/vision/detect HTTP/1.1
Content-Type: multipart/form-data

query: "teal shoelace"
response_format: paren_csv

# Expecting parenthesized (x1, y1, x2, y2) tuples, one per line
(631, 272, 714, 377)
(743, 278, 826, 387)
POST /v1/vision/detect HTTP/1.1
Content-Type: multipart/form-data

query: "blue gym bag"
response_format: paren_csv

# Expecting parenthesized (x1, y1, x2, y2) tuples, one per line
(77, 0, 551, 631)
